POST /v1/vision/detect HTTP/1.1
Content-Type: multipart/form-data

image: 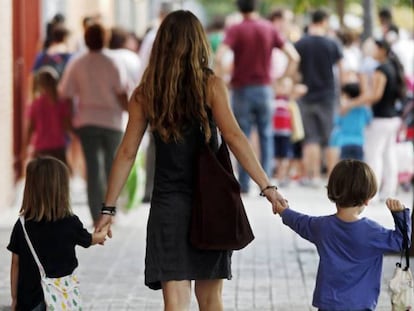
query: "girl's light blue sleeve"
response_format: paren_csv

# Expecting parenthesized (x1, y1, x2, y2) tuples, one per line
(280, 208, 319, 243)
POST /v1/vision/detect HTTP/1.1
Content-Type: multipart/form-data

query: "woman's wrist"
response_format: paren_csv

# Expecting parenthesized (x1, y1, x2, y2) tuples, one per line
(259, 185, 278, 197)
(101, 203, 116, 216)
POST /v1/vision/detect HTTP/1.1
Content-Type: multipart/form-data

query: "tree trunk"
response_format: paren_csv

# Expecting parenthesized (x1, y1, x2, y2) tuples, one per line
(336, 0, 345, 28)
(362, 0, 374, 41)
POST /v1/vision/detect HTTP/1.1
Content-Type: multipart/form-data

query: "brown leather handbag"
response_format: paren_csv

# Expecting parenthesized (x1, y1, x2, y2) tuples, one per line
(190, 134, 255, 251)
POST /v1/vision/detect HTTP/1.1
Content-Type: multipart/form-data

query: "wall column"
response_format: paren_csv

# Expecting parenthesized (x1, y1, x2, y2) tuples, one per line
(0, 0, 15, 210)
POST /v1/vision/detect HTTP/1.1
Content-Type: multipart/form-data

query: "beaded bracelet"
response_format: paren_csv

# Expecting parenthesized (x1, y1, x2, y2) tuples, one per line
(101, 204, 116, 216)
(259, 185, 278, 197)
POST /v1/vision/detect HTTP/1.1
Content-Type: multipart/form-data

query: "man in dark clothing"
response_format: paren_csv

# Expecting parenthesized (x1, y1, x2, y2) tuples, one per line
(294, 9, 343, 185)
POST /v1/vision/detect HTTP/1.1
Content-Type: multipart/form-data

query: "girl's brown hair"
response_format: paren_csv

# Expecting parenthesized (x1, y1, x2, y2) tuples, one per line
(20, 156, 72, 221)
(34, 66, 59, 102)
(327, 159, 378, 207)
(137, 10, 212, 143)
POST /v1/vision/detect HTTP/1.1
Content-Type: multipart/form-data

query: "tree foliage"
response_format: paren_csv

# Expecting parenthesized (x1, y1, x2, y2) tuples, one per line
(198, 0, 413, 21)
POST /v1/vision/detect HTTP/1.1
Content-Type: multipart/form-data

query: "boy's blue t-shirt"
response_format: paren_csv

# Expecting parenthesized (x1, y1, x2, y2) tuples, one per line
(336, 107, 372, 147)
(281, 208, 410, 311)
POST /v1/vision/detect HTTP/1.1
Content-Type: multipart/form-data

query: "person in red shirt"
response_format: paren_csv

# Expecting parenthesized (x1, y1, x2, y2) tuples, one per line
(216, 0, 299, 193)
(24, 67, 71, 165)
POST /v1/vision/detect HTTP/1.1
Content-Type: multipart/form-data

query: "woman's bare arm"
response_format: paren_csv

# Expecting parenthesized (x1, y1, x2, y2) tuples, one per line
(95, 90, 148, 234)
(104, 91, 148, 206)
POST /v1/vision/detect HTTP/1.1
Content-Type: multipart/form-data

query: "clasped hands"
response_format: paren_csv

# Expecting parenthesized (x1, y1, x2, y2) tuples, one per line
(263, 188, 289, 215)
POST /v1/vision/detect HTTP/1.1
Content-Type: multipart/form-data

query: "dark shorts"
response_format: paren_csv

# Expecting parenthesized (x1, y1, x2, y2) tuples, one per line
(299, 100, 335, 147)
(273, 134, 292, 158)
(291, 140, 303, 159)
(340, 144, 364, 161)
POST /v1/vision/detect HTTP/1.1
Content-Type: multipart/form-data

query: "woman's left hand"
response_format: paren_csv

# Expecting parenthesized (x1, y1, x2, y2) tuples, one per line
(264, 189, 288, 214)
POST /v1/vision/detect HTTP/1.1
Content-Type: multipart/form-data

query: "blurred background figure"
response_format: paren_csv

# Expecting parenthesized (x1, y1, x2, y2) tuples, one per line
(342, 39, 406, 201)
(59, 23, 129, 224)
(216, 0, 299, 194)
(294, 9, 343, 186)
(108, 26, 141, 96)
(336, 82, 372, 161)
(42, 13, 66, 51)
(138, 1, 175, 203)
(23, 67, 72, 165)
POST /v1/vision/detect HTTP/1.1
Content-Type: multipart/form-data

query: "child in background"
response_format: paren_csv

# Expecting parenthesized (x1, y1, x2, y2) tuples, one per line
(273, 159, 411, 311)
(272, 77, 307, 186)
(337, 83, 372, 160)
(7, 157, 109, 311)
(24, 67, 72, 165)
(272, 77, 293, 187)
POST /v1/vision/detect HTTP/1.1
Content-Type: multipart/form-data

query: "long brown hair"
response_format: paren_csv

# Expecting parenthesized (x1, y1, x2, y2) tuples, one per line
(34, 66, 59, 102)
(20, 156, 72, 221)
(138, 10, 212, 142)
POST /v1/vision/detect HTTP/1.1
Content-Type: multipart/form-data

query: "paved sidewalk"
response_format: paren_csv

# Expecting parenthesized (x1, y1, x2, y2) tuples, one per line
(0, 178, 412, 310)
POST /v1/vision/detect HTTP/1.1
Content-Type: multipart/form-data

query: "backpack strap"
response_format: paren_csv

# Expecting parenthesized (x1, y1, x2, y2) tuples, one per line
(19, 216, 46, 278)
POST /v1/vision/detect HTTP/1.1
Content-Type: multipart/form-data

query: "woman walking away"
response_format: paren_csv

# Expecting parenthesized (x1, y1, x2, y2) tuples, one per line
(96, 10, 287, 311)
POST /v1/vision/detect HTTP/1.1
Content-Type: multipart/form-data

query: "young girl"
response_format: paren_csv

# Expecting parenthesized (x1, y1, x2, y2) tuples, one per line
(24, 66, 72, 165)
(7, 157, 109, 311)
(273, 159, 411, 311)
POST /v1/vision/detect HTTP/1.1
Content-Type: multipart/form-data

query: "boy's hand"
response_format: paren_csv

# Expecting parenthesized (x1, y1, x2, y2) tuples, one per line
(386, 198, 405, 212)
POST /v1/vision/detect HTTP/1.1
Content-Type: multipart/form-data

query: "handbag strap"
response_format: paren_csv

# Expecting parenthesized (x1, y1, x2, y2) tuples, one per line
(19, 216, 46, 277)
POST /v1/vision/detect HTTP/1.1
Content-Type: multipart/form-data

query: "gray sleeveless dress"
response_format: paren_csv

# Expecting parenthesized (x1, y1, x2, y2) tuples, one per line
(145, 122, 232, 290)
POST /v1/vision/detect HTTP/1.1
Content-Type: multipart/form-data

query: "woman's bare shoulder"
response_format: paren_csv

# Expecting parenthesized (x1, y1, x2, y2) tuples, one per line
(206, 74, 227, 100)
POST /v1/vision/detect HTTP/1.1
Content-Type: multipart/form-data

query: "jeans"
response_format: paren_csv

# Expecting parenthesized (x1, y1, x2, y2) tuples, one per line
(232, 85, 273, 192)
(76, 126, 123, 222)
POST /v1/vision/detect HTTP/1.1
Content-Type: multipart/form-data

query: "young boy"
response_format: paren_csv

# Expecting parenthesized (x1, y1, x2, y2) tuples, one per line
(336, 83, 372, 160)
(274, 159, 411, 311)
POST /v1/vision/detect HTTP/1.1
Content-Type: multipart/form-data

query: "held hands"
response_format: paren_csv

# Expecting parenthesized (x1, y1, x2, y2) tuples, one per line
(262, 187, 288, 215)
(386, 198, 406, 212)
(92, 223, 111, 245)
(93, 214, 114, 245)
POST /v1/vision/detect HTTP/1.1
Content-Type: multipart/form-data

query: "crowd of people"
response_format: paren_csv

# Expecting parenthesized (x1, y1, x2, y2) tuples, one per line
(212, 5, 413, 200)
(8, 0, 414, 310)
(22, 1, 414, 216)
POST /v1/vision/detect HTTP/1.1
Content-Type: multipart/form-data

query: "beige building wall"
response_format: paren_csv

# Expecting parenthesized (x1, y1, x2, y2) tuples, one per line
(66, 0, 115, 49)
(64, 0, 149, 49)
(0, 0, 16, 211)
